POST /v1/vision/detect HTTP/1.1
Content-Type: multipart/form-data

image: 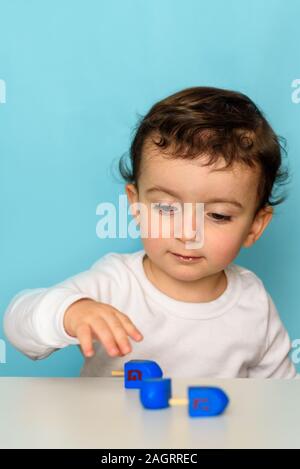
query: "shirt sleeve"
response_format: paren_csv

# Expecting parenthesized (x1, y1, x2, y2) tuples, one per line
(3, 253, 123, 360)
(248, 292, 297, 378)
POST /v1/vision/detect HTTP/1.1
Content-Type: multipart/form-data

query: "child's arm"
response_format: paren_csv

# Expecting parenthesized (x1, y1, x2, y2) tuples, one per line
(3, 286, 89, 360)
(247, 293, 297, 378)
(3, 253, 143, 360)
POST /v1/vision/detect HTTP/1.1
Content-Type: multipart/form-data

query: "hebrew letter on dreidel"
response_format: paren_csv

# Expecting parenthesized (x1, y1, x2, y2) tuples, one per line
(127, 369, 142, 381)
(192, 397, 209, 412)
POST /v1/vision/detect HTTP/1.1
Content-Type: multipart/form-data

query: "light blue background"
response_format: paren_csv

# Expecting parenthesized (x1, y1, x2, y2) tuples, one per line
(1, 0, 299, 376)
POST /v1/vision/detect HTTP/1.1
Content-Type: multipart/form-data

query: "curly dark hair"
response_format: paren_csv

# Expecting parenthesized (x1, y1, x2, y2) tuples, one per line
(118, 86, 290, 216)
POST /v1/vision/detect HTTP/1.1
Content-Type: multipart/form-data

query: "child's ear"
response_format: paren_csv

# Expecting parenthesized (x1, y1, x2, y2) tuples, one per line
(125, 183, 140, 224)
(243, 205, 273, 248)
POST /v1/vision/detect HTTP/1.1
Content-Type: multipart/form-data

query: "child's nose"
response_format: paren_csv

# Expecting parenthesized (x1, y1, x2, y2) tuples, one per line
(178, 204, 204, 242)
(180, 223, 198, 241)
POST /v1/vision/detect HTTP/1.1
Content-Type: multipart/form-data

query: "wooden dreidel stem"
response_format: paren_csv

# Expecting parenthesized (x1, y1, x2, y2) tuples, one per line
(140, 378, 229, 417)
(169, 397, 188, 405)
(111, 370, 124, 377)
(111, 359, 163, 389)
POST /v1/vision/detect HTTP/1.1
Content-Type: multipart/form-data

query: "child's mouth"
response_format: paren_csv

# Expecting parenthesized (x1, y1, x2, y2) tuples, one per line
(170, 252, 203, 263)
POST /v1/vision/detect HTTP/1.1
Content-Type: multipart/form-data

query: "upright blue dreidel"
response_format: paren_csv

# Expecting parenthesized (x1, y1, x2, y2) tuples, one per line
(111, 360, 163, 389)
(140, 378, 229, 417)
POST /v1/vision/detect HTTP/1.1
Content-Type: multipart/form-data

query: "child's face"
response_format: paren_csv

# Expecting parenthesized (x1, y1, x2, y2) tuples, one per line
(126, 137, 273, 282)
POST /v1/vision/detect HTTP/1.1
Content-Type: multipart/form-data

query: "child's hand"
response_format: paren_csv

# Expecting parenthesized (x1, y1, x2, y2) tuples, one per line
(63, 298, 143, 358)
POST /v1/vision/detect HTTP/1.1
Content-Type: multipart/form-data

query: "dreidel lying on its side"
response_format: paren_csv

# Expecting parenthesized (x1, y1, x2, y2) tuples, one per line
(111, 359, 163, 389)
(139, 378, 229, 417)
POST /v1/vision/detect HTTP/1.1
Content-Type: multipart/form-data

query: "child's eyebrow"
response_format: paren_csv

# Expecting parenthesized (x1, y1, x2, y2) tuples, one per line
(145, 186, 244, 209)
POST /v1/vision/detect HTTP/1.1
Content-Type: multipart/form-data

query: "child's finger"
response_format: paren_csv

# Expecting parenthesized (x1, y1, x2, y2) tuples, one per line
(114, 311, 144, 341)
(100, 313, 133, 355)
(90, 318, 122, 357)
(76, 324, 94, 357)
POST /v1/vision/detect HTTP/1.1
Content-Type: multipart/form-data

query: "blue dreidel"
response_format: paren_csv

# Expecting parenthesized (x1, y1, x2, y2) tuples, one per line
(111, 360, 163, 389)
(188, 386, 229, 417)
(140, 377, 172, 409)
(140, 378, 229, 417)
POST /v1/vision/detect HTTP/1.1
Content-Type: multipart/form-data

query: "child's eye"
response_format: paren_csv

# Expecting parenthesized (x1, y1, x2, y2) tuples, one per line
(208, 213, 232, 223)
(153, 203, 179, 215)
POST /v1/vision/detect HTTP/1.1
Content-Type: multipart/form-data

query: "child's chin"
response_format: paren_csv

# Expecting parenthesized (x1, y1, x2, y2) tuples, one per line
(166, 266, 203, 282)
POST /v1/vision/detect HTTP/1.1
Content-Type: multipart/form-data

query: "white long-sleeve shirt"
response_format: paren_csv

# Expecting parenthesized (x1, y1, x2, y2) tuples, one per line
(3, 249, 297, 378)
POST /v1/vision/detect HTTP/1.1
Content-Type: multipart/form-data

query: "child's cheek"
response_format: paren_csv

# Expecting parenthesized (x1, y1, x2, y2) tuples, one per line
(142, 238, 165, 258)
(207, 227, 243, 265)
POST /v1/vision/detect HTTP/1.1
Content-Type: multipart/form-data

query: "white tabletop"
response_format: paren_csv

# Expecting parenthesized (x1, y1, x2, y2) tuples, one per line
(0, 377, 299, 449)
